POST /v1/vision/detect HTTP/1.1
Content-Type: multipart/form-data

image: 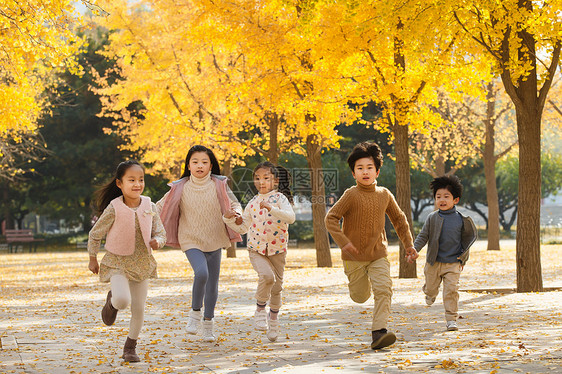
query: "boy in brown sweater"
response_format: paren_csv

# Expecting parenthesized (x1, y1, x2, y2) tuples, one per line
(325, 142, 415, 350)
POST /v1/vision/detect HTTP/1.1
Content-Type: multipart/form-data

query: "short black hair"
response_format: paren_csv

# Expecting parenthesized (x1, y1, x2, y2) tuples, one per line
(430, 175, 463, 199)
(347, 142, 383, 171)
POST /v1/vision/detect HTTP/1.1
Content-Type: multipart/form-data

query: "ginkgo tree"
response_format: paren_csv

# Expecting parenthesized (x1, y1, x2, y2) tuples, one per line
(412, 81, 520, 252)
(312, 0, 484, 277)
(1, 0, 87, 179)
(453, 0, 562, 292)
(94, 0, 361, 266)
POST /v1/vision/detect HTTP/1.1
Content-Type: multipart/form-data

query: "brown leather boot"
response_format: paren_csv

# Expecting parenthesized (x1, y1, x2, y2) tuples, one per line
(101, 291, 118, 326)
(122, 337, 140, 362)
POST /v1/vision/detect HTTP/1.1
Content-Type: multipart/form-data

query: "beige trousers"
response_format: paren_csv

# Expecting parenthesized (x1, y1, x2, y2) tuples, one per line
(248, 250, 286, 311)
(110, 274, 148, 340)
(343, 257, 392, 331)
(423, 262, 462, 321)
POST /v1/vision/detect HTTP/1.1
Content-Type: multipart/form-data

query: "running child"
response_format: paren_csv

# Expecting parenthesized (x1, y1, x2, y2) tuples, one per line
(157, 145, 243, 342)
(223, 161, 295, 342)
(88, 160, 166, 362)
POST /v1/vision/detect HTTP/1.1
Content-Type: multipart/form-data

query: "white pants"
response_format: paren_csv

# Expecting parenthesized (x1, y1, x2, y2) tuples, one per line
(110, 274, 148, 340)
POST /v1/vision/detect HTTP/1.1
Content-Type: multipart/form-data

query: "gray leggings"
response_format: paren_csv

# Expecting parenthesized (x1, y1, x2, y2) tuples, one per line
(185, 248, 222, 319)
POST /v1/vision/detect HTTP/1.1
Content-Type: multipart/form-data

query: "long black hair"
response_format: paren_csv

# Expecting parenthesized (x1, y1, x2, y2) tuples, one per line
(254, 161, 293, 204)
(94, 160, 145, 215)
(180, 145, 221, 178)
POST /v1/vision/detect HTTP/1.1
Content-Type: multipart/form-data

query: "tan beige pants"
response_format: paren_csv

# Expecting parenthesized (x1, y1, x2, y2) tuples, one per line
(343, 257, 392, 331)
(248, 250, 286, 311)
(423, 262, 462, 321)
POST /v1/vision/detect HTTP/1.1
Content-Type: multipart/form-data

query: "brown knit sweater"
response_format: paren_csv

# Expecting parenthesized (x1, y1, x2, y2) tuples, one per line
(325, 182, 414, 262)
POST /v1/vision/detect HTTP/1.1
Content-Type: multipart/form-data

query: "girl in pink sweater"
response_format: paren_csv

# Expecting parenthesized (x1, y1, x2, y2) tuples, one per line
(88, 160, 166, 363)
(223, 162, 295, 342)
(157, 145, 242, 342)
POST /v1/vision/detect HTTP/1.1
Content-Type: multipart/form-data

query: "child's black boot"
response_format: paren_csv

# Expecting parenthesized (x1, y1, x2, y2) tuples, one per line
(370, 328, 396, 350)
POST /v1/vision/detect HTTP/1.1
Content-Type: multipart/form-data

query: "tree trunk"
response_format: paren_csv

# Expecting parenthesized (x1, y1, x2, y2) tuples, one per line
(222, 158, 237, 258)
(483, 82, 501, 251)
(1, 182, 14, 232)
(392, 22, 416, 278)
(306, 135, 332, 267)
(434, 156, 446, 177)
(514, 108, 542, 292)
(394, 123, 416, 278)
(267, 112, 279, 165)
(497, 3, 548, 291)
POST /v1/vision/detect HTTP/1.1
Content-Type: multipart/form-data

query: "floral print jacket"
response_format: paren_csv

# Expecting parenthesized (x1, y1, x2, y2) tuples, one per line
(223, 190, 295, 255)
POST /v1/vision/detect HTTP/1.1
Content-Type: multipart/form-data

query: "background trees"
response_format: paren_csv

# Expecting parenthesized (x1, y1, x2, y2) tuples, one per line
(2, 1, 560, 293)
(453, 0, 561, 292)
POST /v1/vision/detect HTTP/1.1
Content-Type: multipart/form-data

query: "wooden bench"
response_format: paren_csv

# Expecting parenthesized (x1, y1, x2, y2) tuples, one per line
(5, 229, 44, 253)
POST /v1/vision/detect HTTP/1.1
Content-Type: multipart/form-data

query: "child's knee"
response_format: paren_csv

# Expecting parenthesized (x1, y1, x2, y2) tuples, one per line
(349, 288, 371, 303)
(260, 273, 275, 286)
(194, 268, 209, 283)
(112, 294, 131, 310)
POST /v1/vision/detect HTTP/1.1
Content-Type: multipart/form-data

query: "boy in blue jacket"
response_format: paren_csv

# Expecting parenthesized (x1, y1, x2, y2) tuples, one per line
(406, 175, 477, 331)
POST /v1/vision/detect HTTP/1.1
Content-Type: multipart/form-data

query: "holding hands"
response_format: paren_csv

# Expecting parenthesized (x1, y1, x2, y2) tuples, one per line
(224, 209, 243, 225)
(405, 247, 419, 263)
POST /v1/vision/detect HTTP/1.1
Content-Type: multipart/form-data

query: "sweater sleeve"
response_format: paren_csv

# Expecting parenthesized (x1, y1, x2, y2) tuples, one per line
(223, 201, 252, 235)
(384, 190, 414, 249)
(324, 188, 353, 249)
(413, 216, 430, 252)
(155, 190, 170, 214)
(150, 202, 167, 249)
(226, 186, 243, 215)
(87, 205, 115, 257)
(269, 194, 296, 224)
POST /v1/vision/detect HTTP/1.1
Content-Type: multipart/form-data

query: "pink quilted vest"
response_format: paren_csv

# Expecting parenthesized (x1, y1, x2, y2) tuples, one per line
(159, 175, 242, 248)
(105, 196, 153, 256)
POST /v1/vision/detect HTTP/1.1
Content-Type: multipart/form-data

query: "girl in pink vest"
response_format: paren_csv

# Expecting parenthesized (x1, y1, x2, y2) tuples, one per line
(223, 162, 295, 342)
(88, 160, 166, 363)
(157, 145, 242, 342)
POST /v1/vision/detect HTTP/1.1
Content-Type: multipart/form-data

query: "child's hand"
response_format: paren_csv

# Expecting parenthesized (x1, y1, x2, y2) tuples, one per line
(149, 238, 159, 250)
(405, 247, 419, 263)
(234, 215, 243, 225)
(342, 242, 359, 255)
(224, 209, 237, 219)
(260, 201, 272, 211)
(457, 258, 464, 271)
(88, 257, 99, 274)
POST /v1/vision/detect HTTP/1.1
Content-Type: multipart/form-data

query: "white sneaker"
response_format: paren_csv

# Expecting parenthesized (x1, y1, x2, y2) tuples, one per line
(254, 309, 268, 331)
(186, 310, 202, 335)
(266, 314, 279, 342)
(202, 319, 216, 342)
(425, 295, 435, 306)
(446, 320, 458, 331)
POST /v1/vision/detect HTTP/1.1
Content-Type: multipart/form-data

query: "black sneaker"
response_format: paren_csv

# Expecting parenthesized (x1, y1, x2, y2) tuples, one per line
(371, 329, 396, 350)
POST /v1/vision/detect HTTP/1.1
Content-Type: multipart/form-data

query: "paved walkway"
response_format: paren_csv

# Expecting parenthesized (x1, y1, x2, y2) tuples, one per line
(1, 241, 561, 373)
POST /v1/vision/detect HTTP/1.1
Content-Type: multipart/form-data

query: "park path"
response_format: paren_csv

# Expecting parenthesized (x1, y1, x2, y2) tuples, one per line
(1, 240, 561, 373)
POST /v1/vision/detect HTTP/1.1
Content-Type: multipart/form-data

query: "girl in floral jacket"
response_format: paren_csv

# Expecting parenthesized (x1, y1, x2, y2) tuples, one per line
(223, 162, 295, 342)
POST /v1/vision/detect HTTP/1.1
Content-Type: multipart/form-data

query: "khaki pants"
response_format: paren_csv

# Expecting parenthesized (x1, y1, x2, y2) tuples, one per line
(249, 250, 286, 311)
(343, 257, 392, 331)
(423, 262, 462, 321)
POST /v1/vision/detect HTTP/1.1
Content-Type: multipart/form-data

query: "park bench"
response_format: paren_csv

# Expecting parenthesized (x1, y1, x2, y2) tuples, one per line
(5, 229, 44, 253)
